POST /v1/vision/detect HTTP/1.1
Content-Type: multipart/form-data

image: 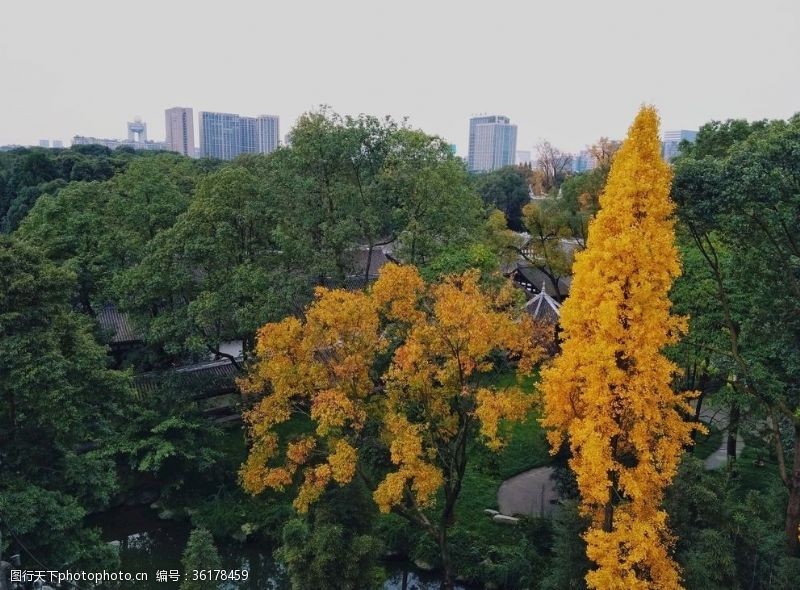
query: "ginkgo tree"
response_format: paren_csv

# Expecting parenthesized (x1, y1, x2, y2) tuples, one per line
(240, 264, 542, 589)
(540, 106, 697, 589)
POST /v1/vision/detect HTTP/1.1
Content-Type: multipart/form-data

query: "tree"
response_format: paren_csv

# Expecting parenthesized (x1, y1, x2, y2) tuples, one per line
(672, 114, 800, 556)
(0, 237, 128, 571)
(240, 264, 542, 589)
(276, 483, 384, 590)
(116, 159, 306, 363)
(536, 141, 572, 194)
(540, 107, 696, 588)
(588, 137, 621, 171)
(180, 528, 222, 590)
(520, 200, 574, 299)
(473, 166, 531, 231)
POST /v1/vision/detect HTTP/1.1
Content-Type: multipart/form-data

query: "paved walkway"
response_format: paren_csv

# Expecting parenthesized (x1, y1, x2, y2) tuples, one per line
(698, 406, 745, 470)
(497, 466, 558, 517)
(495, 405, 745, 517)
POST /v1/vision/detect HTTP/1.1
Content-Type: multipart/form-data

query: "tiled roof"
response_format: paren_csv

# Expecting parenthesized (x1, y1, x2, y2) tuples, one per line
(132, 358, 241, 399)
(96, 304, 141, 344)
(524, 286, 562, 324)
(513, 264, 571, 298)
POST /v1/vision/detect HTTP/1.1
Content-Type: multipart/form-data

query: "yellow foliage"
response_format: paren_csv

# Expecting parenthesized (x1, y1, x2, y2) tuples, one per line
(328, 439, 357, 484)
(241, 263, 543, 520)
(475, 387, 534, 450)
(540, 106, 696, 589)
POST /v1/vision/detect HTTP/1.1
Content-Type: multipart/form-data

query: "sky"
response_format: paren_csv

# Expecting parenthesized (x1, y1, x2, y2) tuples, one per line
(1, 0, 798, 155)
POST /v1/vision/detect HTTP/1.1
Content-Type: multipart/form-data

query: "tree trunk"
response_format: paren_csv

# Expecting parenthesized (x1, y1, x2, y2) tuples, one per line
(438, 529, 454, 590)
(727, 403, 740, 462)
(785, 425, 800, 557)
(363, 243, 374, 288)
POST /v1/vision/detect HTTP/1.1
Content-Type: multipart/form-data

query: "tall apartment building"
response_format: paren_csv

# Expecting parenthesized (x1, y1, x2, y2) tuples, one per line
(661, 129, 697, 161)
(198, 112, 240, 160)
(198, 111, 280, 160)
(467, 115, 518, 172)
(256, 115, 279, 154)
(165, 107, 195, 156)
(240, 116, 259, 154)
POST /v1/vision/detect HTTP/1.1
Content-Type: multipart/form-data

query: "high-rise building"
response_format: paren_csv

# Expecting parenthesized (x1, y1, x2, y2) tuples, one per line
(468, 115, 518, 172)
(256, 115, 280, 154)
(198, 111, 280, 160)
(199, 112, 240, 160)
(240, 116, 259, 154)
(52, 140, 64, 148)
(661, 129, 697, 161)
(165, 107, 195, 156)
(38, 140, 50, 148)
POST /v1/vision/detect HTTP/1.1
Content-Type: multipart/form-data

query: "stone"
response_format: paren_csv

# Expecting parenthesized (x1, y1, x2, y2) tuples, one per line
(492, 514, 520, 525)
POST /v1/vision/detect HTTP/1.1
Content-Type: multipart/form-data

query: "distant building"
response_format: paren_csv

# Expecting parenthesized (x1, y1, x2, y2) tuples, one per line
(52, 140, 63, 148)
(516, 150, 532, 165)
(198, 111, 280, 160)
(38, 139, 50, 148)
(72, 135, 166, 151)
(127, 119, 147, 143)
(198, 112, 240, 159)
(468, 115, 518, 172)
(73, 118, 166, 151)
(572, 149, 596, 173)
(661, 129, 697, 161)
(165, 107, 195, 156)
(239, 116, 259, 154)
(256, 115, 280, 154)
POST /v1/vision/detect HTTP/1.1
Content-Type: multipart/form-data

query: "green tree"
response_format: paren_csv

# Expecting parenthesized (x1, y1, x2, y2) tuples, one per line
(180, 528, 222, 590)
(473, 166, 531, 231)
(116, 159, 305, 361)
(0, 237, 128, 571)
(276, 484, 384, 590)
(672, 114, 800, 555)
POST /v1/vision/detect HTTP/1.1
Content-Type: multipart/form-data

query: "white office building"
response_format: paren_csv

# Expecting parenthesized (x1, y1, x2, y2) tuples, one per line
(468, 115, 518, 172)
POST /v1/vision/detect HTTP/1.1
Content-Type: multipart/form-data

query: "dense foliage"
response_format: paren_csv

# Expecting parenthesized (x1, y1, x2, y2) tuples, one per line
(541, 107, 695, 588)
(2, 106, 798, 590)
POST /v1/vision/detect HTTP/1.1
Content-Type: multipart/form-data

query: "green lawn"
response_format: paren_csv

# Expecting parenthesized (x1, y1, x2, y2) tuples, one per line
(453, 369, 552, 544)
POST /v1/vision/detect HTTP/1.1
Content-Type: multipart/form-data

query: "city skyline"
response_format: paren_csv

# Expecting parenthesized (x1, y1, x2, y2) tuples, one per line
(1, 1, 797, 155)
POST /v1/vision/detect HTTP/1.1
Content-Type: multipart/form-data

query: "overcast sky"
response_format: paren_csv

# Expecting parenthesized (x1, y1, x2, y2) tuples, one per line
(1, 0, 798, 155)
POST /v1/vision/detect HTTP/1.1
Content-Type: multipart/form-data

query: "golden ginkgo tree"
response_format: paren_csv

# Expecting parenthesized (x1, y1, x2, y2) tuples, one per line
(240, 264, 542, 589)
(540, 106, 697, 589)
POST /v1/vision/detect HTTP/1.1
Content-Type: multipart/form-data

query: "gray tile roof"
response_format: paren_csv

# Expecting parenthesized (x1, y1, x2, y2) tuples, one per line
(96, 304, 141, 344)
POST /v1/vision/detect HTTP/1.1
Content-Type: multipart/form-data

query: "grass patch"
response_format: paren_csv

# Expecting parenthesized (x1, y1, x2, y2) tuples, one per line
(453, 368, 552, 545)
(692, 423, 723, 460)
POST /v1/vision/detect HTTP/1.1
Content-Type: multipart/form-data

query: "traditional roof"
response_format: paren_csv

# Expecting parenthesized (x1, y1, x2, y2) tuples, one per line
(524, 281, 562, 324)
(96, 304, 141, 344)
(132, 358, 241, 399)
(512, 264, 571, 298)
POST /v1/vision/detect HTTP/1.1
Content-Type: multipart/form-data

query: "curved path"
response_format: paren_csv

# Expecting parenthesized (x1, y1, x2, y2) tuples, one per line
(496, 406, 744, 517)
(698, 406, 745, 470)
(497, 466, 558, 518)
